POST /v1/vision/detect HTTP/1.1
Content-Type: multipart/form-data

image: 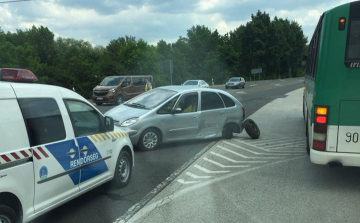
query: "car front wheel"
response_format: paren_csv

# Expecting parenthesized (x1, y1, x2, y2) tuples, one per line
(112, 150, 132, 188)
(116, 94, 123, 105)
(0, 205, 17, 223)
(139, 128, 161, 151)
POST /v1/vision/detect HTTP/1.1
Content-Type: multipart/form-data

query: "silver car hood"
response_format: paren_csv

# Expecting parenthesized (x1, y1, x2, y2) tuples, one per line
(105, 105, 150, 123)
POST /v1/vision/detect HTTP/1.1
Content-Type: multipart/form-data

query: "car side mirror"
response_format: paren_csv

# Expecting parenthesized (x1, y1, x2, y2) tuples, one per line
(105, 116, 114, 132)
(173, 108, 182, 114)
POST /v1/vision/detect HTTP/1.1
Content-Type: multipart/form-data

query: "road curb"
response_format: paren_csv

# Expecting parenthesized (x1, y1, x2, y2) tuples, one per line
(114, 140, 218, 223)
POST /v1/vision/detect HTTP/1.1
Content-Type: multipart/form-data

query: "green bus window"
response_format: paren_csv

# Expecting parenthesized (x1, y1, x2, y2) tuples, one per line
(347, 20, 360, 60)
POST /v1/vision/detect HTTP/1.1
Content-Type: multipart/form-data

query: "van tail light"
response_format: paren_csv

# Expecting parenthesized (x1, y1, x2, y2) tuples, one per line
(312, 106, 329, 151)
(242, 107, 245, 120)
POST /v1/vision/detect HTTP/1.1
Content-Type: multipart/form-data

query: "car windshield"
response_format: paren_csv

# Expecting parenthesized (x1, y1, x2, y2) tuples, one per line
(184, 80, 199, 85)
(229, 78, 240, 82)
(99, 77, 123, 86)
(124, 89, 177, 109)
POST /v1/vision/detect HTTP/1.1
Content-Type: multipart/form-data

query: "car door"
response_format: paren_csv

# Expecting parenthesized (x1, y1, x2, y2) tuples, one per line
(161, 92, 201, 141)
(17, 97, 80, 213)
(120, 77, 131, 100)
(64, 100, 113, 191)
(199, 91, 227, 137)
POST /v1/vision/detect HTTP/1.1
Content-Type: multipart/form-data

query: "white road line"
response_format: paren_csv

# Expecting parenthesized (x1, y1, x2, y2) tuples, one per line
(264, 142, 307, 149)
(247, 137, 305, 144)
(254, 139, 306, 147)
(194, 164, 230, 173)
(210, 152, 267, 163)
(203, 157, 250, 168)
(224, 142, 306, 156)
(250, 84, 258, 87)
(224, 141, 263, 154)
(177, 179, 200, 184)
(236, 91, 247, 94)
(185, 172, 212, 179)
(219, 146, 281, 159)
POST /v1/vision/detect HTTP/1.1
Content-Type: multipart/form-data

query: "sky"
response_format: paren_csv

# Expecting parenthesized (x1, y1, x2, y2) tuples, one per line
(0, 0, 355, 46)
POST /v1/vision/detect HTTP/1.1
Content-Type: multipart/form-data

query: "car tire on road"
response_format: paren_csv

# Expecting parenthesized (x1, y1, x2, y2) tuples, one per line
(0, 205, 18, 223)
(112, 150, 132, 188)
(139, 128, 161, 151)
(95, 102, 103, 106)
(116, 94, 123, 105)
(225, 86, 228, 89)
(243, 84, 245, 88)
(243, 119, 260, 139)
(222, 125, 233, 139)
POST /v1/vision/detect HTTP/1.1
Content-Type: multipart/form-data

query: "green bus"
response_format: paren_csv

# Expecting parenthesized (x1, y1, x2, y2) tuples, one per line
(304, 1, 360, 167)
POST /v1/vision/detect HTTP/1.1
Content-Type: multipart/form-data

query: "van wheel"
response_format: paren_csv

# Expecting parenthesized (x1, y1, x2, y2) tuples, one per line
(95, 102, 103, 106)
(112, 150, 132, 188)
(243, 119, 260, 139)
(222, 125, 233, 139)
(116, 95, 123, 105)
(0, 205, 17, 223)
(139, 128, 161, 151)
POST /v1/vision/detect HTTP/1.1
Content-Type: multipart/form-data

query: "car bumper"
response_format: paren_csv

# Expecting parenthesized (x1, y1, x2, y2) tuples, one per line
(310, 149, 360, 167)
(116, 127, 140, 145)
(92, 94, 117, 103)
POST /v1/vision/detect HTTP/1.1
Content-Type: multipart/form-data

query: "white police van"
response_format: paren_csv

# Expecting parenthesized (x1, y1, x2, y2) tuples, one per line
(0, 68, 134, 223)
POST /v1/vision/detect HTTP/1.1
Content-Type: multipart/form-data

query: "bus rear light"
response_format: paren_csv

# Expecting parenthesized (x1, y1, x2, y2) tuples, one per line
(313, 140, 326, 151)
(339, 17, 346, 30)
(316, 107, 328, 115)
(315, 116, 327, 124)
(314, 124, 327, 133)
(313, 132, 326, 141)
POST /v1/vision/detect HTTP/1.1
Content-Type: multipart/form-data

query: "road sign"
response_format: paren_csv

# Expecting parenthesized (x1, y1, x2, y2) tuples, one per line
(251, 68, 262, 74)
(160, 60, 173, 85)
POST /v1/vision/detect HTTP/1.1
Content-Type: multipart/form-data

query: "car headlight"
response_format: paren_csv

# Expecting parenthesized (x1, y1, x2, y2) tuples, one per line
(109, 87, 116, 93)
(120, 118, 139, 127)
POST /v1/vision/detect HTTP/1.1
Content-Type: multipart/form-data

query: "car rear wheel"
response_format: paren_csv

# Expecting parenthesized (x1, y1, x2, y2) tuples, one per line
(116, 95, 123, 105)
(139, 128, 161, 151)
(0, 205, 17, 223)
(243, 119, 260, 139)
(95, 102, 103, 106)
(222, 125, 233, 139)
(225, 86, 228, 89)
(112, 150, 132, 188)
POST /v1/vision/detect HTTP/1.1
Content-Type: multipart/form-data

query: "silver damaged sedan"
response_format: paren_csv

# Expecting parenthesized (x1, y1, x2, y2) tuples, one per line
(105, 86, 245, 150)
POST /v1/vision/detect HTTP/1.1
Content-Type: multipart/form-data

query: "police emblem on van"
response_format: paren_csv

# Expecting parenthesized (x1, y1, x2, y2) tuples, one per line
(39, 166, 48, 179)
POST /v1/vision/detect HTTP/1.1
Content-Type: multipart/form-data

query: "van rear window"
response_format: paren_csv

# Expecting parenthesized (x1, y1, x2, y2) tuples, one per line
(347, 20, 360, 60)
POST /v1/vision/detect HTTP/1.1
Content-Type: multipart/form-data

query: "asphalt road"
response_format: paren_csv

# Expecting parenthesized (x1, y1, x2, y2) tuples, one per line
(31, 77, 303, 223)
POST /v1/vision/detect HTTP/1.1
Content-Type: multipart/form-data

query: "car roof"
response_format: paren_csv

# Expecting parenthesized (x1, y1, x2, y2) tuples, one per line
(1, 82, 84, 101)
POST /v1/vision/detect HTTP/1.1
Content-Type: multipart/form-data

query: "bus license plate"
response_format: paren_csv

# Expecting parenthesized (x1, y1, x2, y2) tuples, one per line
(338, 126, 360, 153)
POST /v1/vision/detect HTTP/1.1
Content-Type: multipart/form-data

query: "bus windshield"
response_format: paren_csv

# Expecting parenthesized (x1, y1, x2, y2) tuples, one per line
(99, 77, 124, 86)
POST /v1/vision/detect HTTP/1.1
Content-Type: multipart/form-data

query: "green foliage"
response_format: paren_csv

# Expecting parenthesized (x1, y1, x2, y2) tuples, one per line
(0, 11, 307, 98)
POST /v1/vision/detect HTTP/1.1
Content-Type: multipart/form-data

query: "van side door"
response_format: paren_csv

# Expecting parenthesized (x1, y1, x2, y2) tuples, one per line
(64, 100, 114, 191)
(17, 97, 81, 213)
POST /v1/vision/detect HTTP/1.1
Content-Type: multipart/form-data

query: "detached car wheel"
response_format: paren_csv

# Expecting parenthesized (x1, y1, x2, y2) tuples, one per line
(243, 119, 260, 139)
(0, 205, 17, 223)
(112, 150, 132, 188)
(139, 128, 161, 151)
